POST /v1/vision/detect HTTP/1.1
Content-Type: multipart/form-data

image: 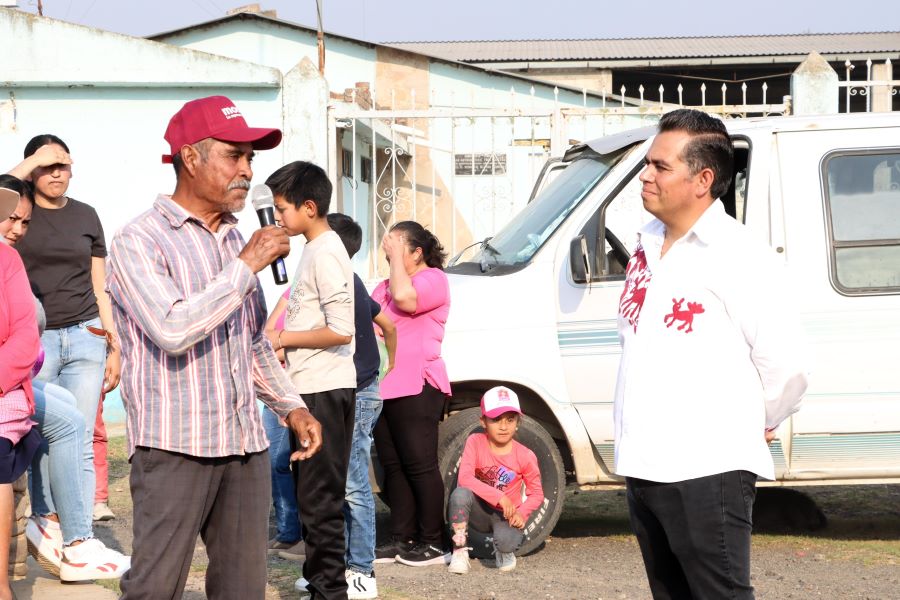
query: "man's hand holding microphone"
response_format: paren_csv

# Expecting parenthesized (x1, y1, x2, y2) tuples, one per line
(238, 184, 290, 281)
(238, 225, 290, 275)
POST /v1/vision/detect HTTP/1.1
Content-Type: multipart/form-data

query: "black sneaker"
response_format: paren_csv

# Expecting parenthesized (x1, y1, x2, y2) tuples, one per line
(373, 538, 415, 564)
(396, 543, 450, 567)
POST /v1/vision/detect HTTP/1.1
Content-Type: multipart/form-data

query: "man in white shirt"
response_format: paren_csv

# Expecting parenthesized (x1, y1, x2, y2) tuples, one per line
(614, 109, 809, 600)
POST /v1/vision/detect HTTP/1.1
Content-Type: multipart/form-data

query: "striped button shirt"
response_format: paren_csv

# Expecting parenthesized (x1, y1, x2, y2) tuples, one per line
(107, 195, 305, 458)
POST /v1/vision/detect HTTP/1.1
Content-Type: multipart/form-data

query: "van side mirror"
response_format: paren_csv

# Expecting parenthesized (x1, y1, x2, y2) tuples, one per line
(570, 234, 591, 284)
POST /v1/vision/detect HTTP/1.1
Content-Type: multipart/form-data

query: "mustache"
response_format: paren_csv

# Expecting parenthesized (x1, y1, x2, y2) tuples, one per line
(227, 180, 251, 191)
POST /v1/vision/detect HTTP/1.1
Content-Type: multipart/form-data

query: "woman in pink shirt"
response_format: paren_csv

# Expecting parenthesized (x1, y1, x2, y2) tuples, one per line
(371, 221, 452, 567)
(0, 186, 42, 600)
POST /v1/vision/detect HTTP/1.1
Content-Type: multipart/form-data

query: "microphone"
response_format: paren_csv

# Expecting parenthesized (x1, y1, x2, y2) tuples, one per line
(249, 184, 289, 285)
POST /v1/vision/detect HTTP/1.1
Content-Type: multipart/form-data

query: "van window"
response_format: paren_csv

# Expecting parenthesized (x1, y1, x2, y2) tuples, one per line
(586, 164, 654, 278)
(824, 151, 900, 293)
(451, 146, 631, 274)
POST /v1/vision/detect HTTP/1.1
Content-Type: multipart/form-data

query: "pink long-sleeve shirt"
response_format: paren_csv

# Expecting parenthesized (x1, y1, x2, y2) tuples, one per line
(0, 243, 40, 440)
(457, 433, 544, 520)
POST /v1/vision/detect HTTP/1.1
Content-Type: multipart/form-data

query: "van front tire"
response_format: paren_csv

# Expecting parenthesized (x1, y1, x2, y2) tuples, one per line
(437, 407, 566, 557)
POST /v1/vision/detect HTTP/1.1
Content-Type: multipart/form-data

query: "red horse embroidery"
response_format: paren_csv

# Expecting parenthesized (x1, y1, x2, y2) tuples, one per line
(663, 298, 704, 333)
(619, 245, 651, 332)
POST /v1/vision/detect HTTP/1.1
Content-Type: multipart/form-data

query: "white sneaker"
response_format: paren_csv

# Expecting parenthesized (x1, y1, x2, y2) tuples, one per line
(448, 548, 470, 574)
(26, 515, 63, 576)
(495, 550, 517, 573)
(294, 576, 309, 592)
(92, 502, 116, 522)
(59, 537, 131, 582)
(346, 569, 378, 599)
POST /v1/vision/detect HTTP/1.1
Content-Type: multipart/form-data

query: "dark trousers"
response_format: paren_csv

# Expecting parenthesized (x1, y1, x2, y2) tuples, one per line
(626, 470, 758, 600)
(373, 383, 446, 546)
(120, 447, 270, 600)
(293, 388, 355, 600)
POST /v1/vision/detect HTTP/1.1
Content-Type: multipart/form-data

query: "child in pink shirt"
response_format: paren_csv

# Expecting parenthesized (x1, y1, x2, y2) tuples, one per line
(447, 386, 544, 575)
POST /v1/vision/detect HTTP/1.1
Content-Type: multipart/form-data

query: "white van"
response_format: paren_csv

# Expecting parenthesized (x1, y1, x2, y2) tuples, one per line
(434, 112, 900, 555)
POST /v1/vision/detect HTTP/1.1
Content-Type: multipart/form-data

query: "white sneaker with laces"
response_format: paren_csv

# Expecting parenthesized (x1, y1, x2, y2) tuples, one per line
(495, 550, 517, 573)
(448, 548, 470, 574)
(92, 502, 116, 522)
(26, 515, 63, 576)
(346, 569, 378, 599)
(59, 537, 131, 582)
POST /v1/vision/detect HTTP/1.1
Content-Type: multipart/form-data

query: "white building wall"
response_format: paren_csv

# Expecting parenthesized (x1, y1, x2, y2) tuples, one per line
(1, 88, 285, 242)
(155, 20, 378, 104)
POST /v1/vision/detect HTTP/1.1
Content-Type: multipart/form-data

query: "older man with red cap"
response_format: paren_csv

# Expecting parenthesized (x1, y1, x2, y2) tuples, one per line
(108, 96, 322, 600)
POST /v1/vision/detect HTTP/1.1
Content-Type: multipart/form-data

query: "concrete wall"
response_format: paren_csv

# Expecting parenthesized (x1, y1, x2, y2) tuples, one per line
(526, 69, 614, 95)
(791, 52, 839, 115)
(155, 18, 377, 105)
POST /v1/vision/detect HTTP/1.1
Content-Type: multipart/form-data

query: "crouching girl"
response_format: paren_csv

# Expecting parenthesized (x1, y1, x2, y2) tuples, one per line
(447, 386, 543, 574)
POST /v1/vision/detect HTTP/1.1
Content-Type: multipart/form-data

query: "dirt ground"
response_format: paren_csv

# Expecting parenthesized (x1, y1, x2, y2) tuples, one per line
(92, 437, 900, 599)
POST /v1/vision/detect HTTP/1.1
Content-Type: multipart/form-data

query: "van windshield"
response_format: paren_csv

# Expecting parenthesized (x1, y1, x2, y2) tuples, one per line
(451, 147, 628, 272)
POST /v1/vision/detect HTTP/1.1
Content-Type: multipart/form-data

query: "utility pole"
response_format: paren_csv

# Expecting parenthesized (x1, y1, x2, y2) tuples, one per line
(37, 0, 43, 16)
(316, 0, 325, 76)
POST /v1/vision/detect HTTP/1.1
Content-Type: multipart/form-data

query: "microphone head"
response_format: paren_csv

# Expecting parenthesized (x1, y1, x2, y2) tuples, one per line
(249, 184, 274, 210)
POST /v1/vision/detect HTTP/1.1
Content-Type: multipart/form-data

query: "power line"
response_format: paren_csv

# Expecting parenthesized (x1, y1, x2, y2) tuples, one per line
(79, 0, 100, 22)
(186, 0, 219, 18)
(200, 0, 225, 17)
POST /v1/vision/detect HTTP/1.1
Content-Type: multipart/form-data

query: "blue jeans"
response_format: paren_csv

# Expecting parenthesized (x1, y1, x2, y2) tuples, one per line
(35, 317, 106, 526)
(343, 379, 383, 574)
(261, 407, 302, 543)
(30, 381, 93, 544)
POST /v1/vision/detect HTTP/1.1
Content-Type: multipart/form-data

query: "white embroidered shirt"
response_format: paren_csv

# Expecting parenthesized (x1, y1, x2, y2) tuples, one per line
(614, 201, 810, 482)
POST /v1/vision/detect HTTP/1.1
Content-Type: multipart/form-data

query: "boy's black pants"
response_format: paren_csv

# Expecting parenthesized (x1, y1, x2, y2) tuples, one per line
(293, 388, 355, 600)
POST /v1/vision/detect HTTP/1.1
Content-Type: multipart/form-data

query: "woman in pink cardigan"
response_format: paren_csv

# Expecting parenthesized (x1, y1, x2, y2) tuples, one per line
(0, 186, 42, 600)
(371, 221, 452, 568)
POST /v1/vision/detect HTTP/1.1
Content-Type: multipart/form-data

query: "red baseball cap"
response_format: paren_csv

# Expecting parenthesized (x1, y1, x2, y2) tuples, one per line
(162, 95, 282, 164)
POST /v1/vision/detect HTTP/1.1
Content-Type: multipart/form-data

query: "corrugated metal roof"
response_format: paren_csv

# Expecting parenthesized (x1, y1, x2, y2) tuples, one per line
(386, 32, 900, 63)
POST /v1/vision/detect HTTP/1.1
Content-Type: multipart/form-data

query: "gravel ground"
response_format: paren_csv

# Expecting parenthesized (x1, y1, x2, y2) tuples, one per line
(95, 437, 900, 599)
(373, 537, 900, 600)
(367, 486, 900, 600)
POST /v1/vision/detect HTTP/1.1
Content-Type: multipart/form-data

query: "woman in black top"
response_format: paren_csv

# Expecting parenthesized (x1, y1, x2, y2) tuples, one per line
(9, 136, 120, 522)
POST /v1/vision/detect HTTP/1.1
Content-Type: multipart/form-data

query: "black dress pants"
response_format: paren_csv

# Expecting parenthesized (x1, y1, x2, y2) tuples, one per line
(626, 470, 758, 600)
(373, 382, 446, 546)
(293, 388, 355, 600)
